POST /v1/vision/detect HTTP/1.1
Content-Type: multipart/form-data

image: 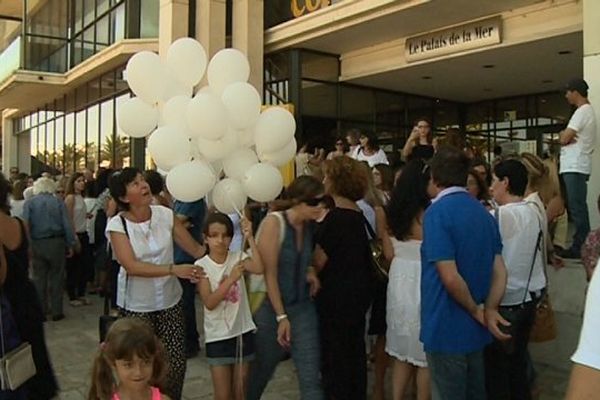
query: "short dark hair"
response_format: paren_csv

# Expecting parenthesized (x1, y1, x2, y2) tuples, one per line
(203, 212, 234, 238)
(144, 170, 164, 196)
(360, 131, 380, 151)
(429, 147, 470, 188)
(108, 167, 142, 211)
(0, 173, 12, 214)
(493, 159, 528, 197)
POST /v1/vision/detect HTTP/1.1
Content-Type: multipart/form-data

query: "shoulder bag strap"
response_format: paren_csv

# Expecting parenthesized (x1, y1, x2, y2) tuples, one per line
(521, 202, 544, 304)
(118, 215, 130, 310)
(362, 215, 377, 240)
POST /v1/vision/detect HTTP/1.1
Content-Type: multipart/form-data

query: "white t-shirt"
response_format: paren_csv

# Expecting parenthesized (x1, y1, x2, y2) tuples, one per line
(560, 103, 597, 174)
(195, 251, 256, 343)
(353, 148, 389, 167)
(572, 260, 600, 369)
(493, 201, 546, 306)
(73, 195, 88, 233)
(106, 205, 182, 312)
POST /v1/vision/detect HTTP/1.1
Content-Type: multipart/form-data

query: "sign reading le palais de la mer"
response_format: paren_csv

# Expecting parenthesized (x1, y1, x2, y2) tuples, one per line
(406, 17, 502, 62)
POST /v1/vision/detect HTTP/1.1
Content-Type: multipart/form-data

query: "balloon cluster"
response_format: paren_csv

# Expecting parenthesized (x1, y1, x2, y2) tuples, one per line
(117, 38, 297, 213)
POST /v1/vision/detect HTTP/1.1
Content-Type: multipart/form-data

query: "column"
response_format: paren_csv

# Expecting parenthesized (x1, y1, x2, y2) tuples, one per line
(158, 0, 189, 58)
(1, 111, 18, 175)
(196, 0, 226, 61)
(583, 0, 600, 228)
(232, 0, 264, 98)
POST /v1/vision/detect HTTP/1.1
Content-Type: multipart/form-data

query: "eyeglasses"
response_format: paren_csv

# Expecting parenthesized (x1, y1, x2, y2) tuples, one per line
(304, 196, 325, 207)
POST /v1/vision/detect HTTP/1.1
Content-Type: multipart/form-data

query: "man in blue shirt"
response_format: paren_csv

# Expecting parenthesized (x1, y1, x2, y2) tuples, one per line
(420, 147, 509, 399)
(173, 198, 206, 358)
(23, 177, 76, 321)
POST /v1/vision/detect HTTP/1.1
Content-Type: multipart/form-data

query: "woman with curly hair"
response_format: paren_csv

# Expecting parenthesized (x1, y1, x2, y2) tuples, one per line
(385, 160, 432, 400)
(313, 156, 375, 400)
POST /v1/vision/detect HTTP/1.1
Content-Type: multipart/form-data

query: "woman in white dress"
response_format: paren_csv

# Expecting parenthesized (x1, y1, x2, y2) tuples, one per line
(384, 159, 432, 400)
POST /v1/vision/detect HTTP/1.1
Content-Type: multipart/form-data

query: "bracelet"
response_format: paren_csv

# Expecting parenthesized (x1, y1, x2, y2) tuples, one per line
(275, 313, 288, 323)
(168, 264, 174, 275)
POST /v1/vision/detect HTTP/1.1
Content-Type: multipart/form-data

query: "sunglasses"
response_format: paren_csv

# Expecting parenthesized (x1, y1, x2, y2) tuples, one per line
(304, 196, 325, 207)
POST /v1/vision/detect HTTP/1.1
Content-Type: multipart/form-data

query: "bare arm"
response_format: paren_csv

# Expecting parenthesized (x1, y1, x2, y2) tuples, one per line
(375, 206, 393, 262)
(560, 128, 578, 145)
(312, 244, 328, 272)
(436, 260, 482, 323)
(257, 216, 285, 316)
(197, 266, 243, 310)
(566, 364, 600, 399)
(109, 231, 196, 279)
(64, 194, 76, 232)
(0, 213, 22, 251)
(172, 216, 206, 260)
(484, 254, 511, 340)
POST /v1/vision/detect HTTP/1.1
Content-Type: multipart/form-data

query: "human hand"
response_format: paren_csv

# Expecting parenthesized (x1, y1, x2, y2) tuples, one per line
(485, 308, 512, 341)
(471, 305, 485, 326)
(229, 263, 245, 282)
(306, 268, 321, 297)
(173, 264, 199, 280)
(240, 217, 253, 240)
(551, 254, 565, 270)
(277, 319, 291, 349)
(409, 127, 420, 141)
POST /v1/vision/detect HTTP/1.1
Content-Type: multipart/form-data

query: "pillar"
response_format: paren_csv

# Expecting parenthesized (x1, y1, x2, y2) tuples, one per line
(196, 0, 226, 61)
(158, 0, 190, 58)
(1, 110, 19, 175)
(232, 0, 264, 98)
(583, 0, 600, 228)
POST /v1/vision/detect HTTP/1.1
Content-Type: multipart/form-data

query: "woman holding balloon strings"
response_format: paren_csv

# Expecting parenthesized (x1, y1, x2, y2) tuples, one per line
(247, 175, 326, 400)
(106, 167, 206, 400)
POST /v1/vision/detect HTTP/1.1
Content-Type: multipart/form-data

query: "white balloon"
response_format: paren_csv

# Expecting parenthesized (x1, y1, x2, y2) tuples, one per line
(186, 93, 228, 140)
(196, 131, 238, 162)
(255, 107, 296, 155)
(147, 126, 191, 171)
(223, 148, 258, 179)
(221, 82, 261, 130)
(166, 160, 216, 202)
(166, 38, 207, 87)
(233, 127, 255, 147)
(163, 96, 191, 134)
(161, 72, 193, 101)
(125, 51, 167, 105)
(259, 139, 297, 167)
(212, 178, 247, 214)
(242, 163, 284, 202)
(117, 97, 158, 138)
(210, 160, 224, 177)
(207, 48, 250, 95)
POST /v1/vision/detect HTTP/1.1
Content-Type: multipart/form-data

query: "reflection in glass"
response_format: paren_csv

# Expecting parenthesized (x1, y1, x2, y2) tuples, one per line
(87, 105, 100, 171)
(115, 95, 131, 168)
(100, 99, 114, 168)
(75, 110, 87, 170)
(64, 113, 75, 173)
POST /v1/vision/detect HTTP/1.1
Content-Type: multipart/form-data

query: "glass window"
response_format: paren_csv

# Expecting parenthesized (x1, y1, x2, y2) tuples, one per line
(37, 124, 46, 164)
(76, 110, 87, 171)
(30, 127, 38, 159)
(407, 96, 433, 130)
(96, 14, 110, 47)
(434, 100, 459, 131)
(537, 93, 570, 125)
(302, 81, 337, 119)
(115, 95, 131, 168)
(100, 99, 114, 168)
(82, 25, 95, 62)
(87, 105, 100, 171)
(111, 4, 126, 42)
(65, 113, 75, 173)
(100, 71, 115, 98)
(140, 0, 160, 38)
(47, 120, 56, 169)
(98, 0, 111, 16)
(55, 116, 65, 172)
(83, 0, 96, 27)
(74, 0, 84, 34)
(340, 86, 375, 123)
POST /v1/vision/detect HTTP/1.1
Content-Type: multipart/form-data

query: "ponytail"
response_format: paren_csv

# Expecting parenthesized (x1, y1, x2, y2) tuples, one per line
(88, 350, 114, 400)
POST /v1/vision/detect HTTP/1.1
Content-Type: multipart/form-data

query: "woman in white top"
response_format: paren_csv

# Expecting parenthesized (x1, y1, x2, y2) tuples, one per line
(384, 159, 432, 400)
(486, 159, 547, 400)
(9, 179, 27, 219)
(65, 173, 92, 307)
(352, 132, 389, 167)
(107, 167, 206, 400)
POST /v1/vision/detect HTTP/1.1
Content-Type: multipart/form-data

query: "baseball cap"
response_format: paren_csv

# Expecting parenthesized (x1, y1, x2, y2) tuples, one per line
(566, 78, 589, 95)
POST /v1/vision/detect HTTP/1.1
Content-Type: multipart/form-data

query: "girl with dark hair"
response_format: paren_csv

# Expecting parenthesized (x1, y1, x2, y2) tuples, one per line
(372, 163, 394, 204)
(466, 168, 492, 209)
(327, 137, 347, 160)
(65, 172, 93, 306)
(144, 170, 171, 208)
(353, 132, 389, 167)
(0, 172, 58, 399)
(402, 118, 435, 161)
(385, 159, 432, 400)
(107, 167, 206, 400)
(247, 175, 325, 400)
(88, 318, 169, 400)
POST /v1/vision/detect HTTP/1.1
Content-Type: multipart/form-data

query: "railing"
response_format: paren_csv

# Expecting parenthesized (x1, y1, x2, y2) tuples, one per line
(264, 56, 289, 105)
(0, 36, 21, 85)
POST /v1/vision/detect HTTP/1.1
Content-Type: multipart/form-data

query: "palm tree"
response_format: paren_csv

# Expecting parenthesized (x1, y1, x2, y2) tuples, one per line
(101, 135, 130, 169)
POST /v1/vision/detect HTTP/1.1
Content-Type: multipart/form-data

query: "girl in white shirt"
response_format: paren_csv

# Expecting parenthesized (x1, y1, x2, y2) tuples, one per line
(196, 212, 263, 400)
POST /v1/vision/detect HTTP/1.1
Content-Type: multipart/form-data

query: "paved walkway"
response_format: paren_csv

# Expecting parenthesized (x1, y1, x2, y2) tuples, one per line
(45, 259, 587, 399)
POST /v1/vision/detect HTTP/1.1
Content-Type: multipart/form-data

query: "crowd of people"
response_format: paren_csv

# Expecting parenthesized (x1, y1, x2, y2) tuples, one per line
(0, 77, 598, 400)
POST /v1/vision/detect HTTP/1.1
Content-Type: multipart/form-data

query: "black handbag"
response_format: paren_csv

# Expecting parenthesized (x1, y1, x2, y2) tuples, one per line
(363, 217, 389, 282)
(99, 215, 128, 342)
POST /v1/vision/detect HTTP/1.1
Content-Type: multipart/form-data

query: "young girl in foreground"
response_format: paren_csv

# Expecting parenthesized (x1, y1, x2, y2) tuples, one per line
(196, 212, 264, 400)
(89, 317, 170, 400)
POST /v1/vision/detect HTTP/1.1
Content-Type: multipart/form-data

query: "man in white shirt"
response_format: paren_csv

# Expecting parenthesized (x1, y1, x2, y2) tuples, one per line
(559, 78, 597, 259)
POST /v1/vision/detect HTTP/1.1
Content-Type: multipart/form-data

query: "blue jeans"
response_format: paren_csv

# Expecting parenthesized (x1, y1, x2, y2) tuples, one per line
(247, 301, 324, 400)
(562, 172, 590, 253)
(427, 351, 486, 400)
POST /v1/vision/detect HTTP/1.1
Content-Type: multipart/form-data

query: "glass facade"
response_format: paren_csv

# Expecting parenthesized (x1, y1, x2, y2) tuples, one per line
(266, 49, 572, 160)
(14, 65, 132, 176)
(20, 0, 158, 73)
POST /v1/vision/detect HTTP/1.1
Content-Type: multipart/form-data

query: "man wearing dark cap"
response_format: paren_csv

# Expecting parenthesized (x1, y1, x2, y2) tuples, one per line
(559, 78, 597, 258)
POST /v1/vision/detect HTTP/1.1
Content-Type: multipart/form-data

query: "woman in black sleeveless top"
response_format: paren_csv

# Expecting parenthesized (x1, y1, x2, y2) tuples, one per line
(0, 173, 58, 399)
